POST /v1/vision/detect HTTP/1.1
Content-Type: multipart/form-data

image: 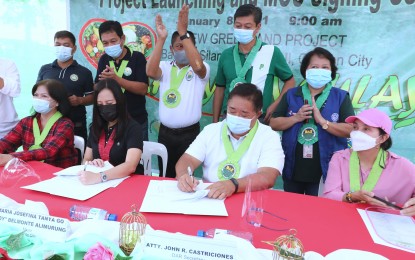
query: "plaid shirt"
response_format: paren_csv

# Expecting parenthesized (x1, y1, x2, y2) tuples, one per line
(0, 114, 78, 168)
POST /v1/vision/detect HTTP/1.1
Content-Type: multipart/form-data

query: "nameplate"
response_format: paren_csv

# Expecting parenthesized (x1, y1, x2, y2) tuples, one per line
(0, 207, 69, 242)
(143, 230, 237, 260)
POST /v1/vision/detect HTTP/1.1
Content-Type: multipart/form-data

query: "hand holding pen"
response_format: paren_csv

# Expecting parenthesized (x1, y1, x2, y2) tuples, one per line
(177, 166, 199, 193)
(401, 197, 415, 216)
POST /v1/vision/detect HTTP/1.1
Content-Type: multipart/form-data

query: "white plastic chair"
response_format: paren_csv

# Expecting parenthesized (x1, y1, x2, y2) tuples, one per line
(318, 176, 324, 197)
(141, 141, 168, 177)
(74, 135, 85, 161)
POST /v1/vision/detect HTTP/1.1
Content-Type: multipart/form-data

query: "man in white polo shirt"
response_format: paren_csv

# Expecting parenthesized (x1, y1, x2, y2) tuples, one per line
(147, 5, 210, 178)
(0, 58, 20, 138)
(176, 83, 284, 199)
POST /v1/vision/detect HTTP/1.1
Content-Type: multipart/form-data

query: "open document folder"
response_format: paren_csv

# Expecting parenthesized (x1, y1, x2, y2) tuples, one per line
(139, 180, 228, 216)
(21, 162, 128, 200)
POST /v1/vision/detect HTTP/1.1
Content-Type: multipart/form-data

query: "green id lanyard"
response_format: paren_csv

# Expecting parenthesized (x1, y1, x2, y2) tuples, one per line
(349, 149, 386, 192)
(297, 83, 332, 145)
(217, 121, 258, 180)
(109, 60, 129, 93)
(162, 65, 190, 108)
(229, 38, 262, 90)
(30, 111, 63, 150)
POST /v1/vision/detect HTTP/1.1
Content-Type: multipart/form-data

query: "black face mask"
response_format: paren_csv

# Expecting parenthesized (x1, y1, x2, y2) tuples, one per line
(98, 104, 118, 122)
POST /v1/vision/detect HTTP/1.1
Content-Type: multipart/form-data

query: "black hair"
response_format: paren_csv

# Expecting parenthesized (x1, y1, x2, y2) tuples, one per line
(32, 79, 71, 117)
(300, 47, 338, 80)
(91, 79, 129, 143)
(99, 20, 124, 39)
(379, 128, 392, 151)
(228, 83, 263, 112)
(234, 4, 262, 25)
(54, 30, 76, 45)
(171, 31, 196, 46)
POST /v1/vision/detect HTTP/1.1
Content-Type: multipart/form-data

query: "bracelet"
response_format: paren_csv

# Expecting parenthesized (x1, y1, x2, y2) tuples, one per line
(345, 192, 353, 203)
(229, 178, 239, 194)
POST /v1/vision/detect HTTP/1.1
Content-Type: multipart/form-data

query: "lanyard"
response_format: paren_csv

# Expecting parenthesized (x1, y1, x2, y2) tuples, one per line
(217, 121, 258, 180)
(162, 65, 190, 108)
(109, 60, 129, 93)
(301, 82, 332, 124)
(98, 126, 116, 161)
(297, 83, 333, 145)
(230, 38, 262, 90)
(30, 111, 63, 150)
(349, 149, 386, 192)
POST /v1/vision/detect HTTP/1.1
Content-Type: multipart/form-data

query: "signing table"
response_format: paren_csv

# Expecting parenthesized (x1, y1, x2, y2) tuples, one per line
(1, 161, 413, 259)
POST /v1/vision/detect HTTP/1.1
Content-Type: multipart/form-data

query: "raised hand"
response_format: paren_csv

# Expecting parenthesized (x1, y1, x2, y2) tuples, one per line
(177, 4, 189, 35)
(155, 14, 168, 40)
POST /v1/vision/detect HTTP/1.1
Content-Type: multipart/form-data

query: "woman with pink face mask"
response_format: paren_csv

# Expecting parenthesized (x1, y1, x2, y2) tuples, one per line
(323, 108, 415, 215)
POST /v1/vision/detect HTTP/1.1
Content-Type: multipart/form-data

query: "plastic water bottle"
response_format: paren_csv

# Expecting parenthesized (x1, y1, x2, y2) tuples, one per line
(69, 205, 117, 221)
(197, 228, 253, 243)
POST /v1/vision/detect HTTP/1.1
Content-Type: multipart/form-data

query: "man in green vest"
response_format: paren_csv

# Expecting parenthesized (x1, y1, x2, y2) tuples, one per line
(213, 4, 295, 124)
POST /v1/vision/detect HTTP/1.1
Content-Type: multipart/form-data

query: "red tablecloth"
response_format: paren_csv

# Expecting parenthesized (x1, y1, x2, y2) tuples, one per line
(1, 161, 412, 259)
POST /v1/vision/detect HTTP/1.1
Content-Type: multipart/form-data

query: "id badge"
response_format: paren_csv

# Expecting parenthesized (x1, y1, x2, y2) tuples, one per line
(303, 144, 313, 159)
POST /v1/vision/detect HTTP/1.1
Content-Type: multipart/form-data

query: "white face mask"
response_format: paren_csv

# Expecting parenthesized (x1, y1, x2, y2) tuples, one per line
(350, 130, 379, 151)
(55, 46, 73, 62)
(33, 98, 52, 114)
(104, 43, 123, 59)
(226, 113, 253, 135)
(306, 68, 332, 89)
(233, 28, 255, 44)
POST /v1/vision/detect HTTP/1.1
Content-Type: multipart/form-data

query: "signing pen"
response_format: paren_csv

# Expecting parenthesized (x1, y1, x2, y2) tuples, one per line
(187, 166, 194, 184)
(373, 195, 403, 210)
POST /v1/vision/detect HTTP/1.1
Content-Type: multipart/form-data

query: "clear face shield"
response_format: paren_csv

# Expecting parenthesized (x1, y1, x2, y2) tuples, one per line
(0, 158, 40, 188)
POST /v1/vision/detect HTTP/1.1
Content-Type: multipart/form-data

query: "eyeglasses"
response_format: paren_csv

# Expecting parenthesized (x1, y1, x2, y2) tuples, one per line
(245, 207, 289, 232)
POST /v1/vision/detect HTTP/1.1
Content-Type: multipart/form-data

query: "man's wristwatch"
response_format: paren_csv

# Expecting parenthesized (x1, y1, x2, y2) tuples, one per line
(100, 171, 107, 182)
(322, 120, 330, 130)
(179, 32, 190, 40)
(229, 178, 239, 194)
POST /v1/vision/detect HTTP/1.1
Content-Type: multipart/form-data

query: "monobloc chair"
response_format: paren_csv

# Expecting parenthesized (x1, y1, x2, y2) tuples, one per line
(318, 176, 325, 197)
(141, 141, 168, 177)
(74, 135, 85, 163)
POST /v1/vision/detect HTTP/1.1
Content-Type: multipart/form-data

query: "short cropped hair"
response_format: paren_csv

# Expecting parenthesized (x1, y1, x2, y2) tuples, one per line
(54, 30, 76, 45)
(234, 4, 262, 25)
(300, 47, 338, 80)
(32, 79, 71, 117)
(99, 20, 124, 39)
(228, 83, 263, 113)
(171, 31, 196, 46)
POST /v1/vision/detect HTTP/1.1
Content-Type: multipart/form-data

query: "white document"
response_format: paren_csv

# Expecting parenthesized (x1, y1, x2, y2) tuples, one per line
(357, 208, 415, 253)
(53, 161, 114, 176)
(303, 249, 388, 260)
(21, 175, 128, 201)
(139, 180, 228, 216)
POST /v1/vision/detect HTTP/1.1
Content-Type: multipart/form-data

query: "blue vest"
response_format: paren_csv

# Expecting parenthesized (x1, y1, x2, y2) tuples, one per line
(281, 87, 349, 181)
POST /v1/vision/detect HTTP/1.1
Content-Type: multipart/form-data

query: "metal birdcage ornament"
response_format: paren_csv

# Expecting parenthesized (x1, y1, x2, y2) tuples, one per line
(119, 204, 147, 256)
(263, 229, 305, 260)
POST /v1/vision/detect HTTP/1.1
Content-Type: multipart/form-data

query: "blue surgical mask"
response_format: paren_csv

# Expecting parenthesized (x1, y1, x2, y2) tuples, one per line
(306, 69, 332, 89)
(105, 44, 123, 59)
(33, 98, 52, 114)
(55, 46, 73, 62)
(173, 49, 189, 65)
(233, 28, 254, 44)
(226, 113, 253, 134)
